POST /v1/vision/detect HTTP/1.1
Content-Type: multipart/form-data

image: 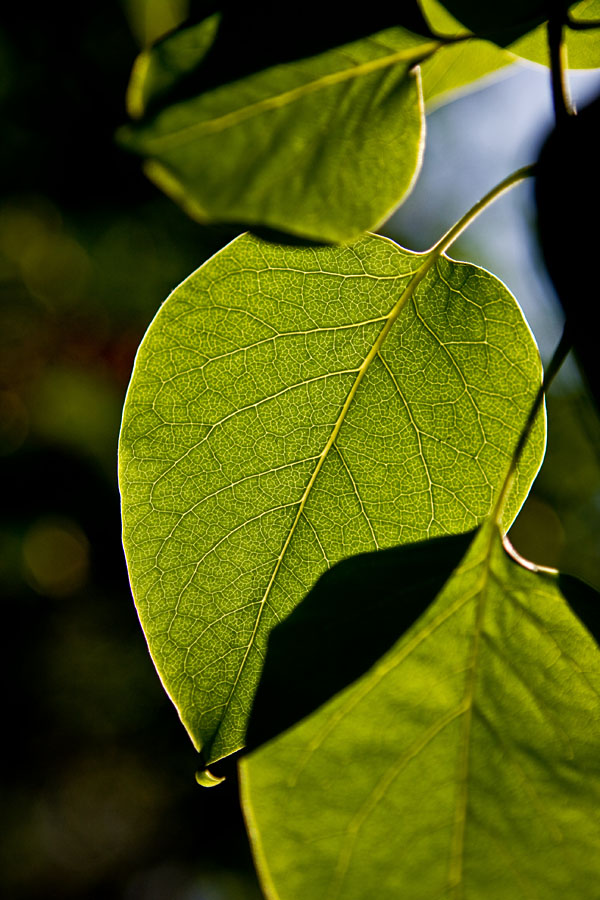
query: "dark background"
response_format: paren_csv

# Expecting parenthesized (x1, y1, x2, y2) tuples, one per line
(1, 4, 599, 898)
(1, 3, 259, 898)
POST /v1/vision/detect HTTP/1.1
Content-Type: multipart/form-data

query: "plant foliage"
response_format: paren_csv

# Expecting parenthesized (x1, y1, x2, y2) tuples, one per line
(118, 3, 600, 897)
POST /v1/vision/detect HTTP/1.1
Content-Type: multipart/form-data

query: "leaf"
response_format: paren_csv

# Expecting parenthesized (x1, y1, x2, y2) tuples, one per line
(510, 0, 600, 68)
(245, 530, 475, 752)
(125, 3, 435, 118)
(118, 231, 545, 765)
(241, 523, 600, 900)
(417, 0, 518, 107)
(420, 39, 516, 108)
(119, 20, 437, 243)
(432, 0, 550, 45)
(535, 95, 600, 411)
(419, 0, 600, 78)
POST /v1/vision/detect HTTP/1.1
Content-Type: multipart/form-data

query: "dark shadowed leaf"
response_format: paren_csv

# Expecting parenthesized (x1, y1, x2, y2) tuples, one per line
(245, 531, 474, 751)
(536, 94, 600, 410)
(434, 0, 550, 45)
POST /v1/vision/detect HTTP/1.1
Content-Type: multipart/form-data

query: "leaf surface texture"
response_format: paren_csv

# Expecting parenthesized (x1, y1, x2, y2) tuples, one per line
(242, 524, 600, 900)
(119, 232, 544, 763)
(120, 24, 434, 242)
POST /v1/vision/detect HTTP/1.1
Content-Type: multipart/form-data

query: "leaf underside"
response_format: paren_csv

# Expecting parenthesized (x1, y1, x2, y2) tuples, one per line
(119, 232, 545, 765)
(241, 524, 600, 900)
(120, 23, 434, 243)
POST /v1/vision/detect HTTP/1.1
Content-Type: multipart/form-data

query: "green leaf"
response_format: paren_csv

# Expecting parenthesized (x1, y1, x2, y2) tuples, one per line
(511, 1, 600, 68)
(419, 0, 600, 88)
(126, 14, 221, 119)
(244, 531, 475, 752)
(420, 39, 515, 108)
(417, 0, 517, 107)
(118, 232, 545, 765)
(241, 523, 600, 900)
(119, 23, 437, 243)
(432, 0, 550, 44)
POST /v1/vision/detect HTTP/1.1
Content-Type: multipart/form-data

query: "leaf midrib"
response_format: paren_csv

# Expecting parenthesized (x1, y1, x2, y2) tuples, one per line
(210, 248, 439, 762)
(139, 40, 440, 150)
(447, 525, 494, 898)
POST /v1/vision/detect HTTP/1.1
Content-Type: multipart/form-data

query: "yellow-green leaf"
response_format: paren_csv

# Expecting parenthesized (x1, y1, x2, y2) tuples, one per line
(241, 523, 600, 899)
(119, 23, 436, 243)
(118, 232, 544, 765)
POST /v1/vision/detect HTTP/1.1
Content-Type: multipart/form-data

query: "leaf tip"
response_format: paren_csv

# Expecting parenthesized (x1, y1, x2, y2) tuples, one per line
(143, 160, 209, 222)
(126, 50, 152, 120)
(195, 767, 226, 788)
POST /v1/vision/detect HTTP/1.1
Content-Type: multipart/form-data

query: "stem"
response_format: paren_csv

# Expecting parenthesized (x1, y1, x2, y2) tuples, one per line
(548, 12, 574, 124)
(492, 327, 571, 529)
(428, 165, 536, 257)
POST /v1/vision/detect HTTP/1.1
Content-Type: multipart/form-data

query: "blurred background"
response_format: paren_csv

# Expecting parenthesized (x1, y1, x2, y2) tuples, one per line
(1, 3, 599, 898)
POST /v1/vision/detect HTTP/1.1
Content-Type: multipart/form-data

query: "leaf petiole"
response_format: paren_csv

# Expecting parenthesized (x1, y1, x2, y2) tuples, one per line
(429, 164, 536, 257)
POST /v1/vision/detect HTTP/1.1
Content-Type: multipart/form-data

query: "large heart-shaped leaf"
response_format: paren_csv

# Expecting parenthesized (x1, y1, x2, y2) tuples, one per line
(119, 20, 437, 243)
(241, 523, 600, 899)
(118, 232, 544, 765)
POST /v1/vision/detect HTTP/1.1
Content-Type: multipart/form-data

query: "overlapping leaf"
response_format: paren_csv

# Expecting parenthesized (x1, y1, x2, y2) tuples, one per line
(418, 0, 517, 105)
(420, 0, 600, 75)
(510, 0, 600, 67)
(420, 39, 515, 108)
(119, 232, 544, 765)
(431, 0, 549, 45)
(119, 18, 436, 243)
(241, 523, 600, 900)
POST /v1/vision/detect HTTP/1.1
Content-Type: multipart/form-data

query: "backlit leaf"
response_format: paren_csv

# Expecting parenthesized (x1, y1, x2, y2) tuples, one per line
(421, 39, 515, 108)
(119, 21, 436, 243)
(241, 523, 600, 900)
(511, 0, 600, 68)
(418, 0, 518, 107)
(118, 232, 544, 765)
(419, 0, 600, 99)
(432, 0, 549, 45)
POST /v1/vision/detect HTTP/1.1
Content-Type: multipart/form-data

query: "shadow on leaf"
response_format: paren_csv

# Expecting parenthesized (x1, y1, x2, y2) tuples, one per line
(146, 1, 433, 114)
(245, 530, 475, 753)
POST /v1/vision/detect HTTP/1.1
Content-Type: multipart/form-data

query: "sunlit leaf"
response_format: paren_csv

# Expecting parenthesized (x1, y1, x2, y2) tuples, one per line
(433, 0, 549, 44)
(119, 232, 544, 765)
(511, 0, 600, 68)
(421, 39, 515, 108)
(418, 0, 517, 106)
(119, 19, 437, 243)
(419, 0, 600, 94)
(241, 523, 600, 900)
